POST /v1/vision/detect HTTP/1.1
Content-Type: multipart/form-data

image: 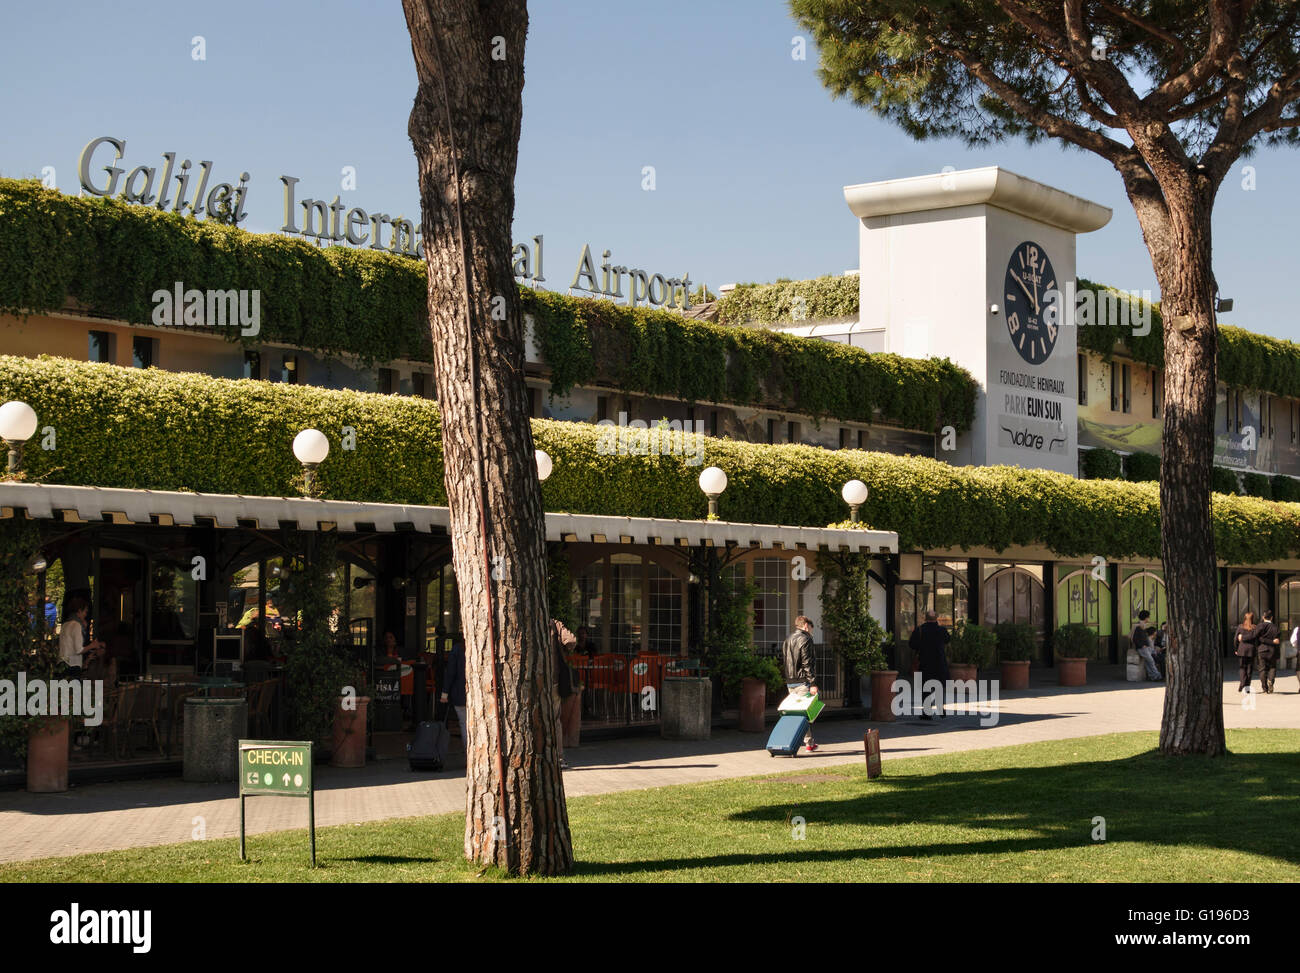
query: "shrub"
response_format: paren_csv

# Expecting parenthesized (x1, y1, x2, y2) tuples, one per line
(1080, 448, 1122, 479)
(1054, 622, 1099, 660)
(819, 555, 888, 672)
(1273, 475, 1300, 503)
(1242, 472, 1273, 499)
(948, 621, 997, 668)
(1211, 466, 1241, 495)
(994, 622, 1036, 662)
(1123, 451, 1160, 482)
(713, 275, 860, 325)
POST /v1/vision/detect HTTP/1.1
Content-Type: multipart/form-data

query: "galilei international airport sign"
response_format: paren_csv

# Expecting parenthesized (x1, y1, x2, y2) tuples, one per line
(76, 136, 694, 310)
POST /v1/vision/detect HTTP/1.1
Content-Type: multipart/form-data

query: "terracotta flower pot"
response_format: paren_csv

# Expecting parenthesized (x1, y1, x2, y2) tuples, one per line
(999, 660, 1030, 690)
(739, 677, 767, 733)
(949, 662, 978, 682)
(870, 670, 898, 723)
(1057, 657, 1088, 687)
(331, 695, 370, 767)
(27, 717, 70, 793)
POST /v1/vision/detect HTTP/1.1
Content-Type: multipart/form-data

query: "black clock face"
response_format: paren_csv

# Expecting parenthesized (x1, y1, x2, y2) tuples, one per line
(1004, 241, 1059, 365)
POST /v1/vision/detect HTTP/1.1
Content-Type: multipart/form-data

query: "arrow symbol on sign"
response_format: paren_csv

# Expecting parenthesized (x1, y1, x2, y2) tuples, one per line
(282, 773, 291, 786)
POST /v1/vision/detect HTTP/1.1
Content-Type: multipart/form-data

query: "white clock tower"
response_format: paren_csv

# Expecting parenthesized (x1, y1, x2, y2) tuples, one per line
(844, 167, 1112, 476)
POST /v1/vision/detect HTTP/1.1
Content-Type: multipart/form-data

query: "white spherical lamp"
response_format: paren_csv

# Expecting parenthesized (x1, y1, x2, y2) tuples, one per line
(535, 449, 553, 482)
(292, 428, 330, 495)
(698, 466, 728, 518)
(842, 479, 869, 523)
(0, 400, 38, 473)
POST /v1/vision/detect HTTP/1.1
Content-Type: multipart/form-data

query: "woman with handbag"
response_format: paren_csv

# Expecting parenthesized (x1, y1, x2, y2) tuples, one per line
(1234, 611, 1259, 693)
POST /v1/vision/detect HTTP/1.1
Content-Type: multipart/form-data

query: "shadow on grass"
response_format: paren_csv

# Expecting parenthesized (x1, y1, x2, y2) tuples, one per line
(569, 746, 1300, 878)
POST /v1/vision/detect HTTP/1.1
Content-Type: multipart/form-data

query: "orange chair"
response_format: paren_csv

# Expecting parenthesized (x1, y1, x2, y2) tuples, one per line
(628, 653, 662, 718)
(589, 654, 626, 720)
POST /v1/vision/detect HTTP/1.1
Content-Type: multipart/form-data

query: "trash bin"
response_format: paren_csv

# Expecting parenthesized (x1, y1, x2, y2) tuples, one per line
(183, 697, 247, 782)
(661, 677, 711, 740)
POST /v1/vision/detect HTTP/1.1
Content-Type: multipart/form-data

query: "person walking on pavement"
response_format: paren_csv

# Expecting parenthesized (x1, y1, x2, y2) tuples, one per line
(909, 611, 951, 719)
(1255, 609, 1282, 694)
(781, 615, 818, 752)
(1235, 611, 1260, 693)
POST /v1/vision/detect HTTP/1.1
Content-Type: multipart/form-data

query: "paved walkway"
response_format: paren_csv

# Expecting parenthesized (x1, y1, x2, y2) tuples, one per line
(2, 669, 1297, 864)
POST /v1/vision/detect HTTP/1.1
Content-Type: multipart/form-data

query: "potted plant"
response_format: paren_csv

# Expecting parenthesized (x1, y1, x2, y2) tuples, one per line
(867, 634, 897, 723)
(947, 620, 995, 681)
(1054, 622, 1096, 686)
(818, 554, 890, 715)
(994, 621, 1036, 690)
(0, 520, 69, 792)
(715, 644, 785, 732)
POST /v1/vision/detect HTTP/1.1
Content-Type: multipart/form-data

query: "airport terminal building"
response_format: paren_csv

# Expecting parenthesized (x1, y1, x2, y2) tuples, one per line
(2, 162, 1299, 764)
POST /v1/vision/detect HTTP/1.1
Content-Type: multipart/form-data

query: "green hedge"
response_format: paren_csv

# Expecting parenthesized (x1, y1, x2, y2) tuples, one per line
(1243, 472, 1273, 499)
(0, 179, 977, 434)
(1211, 467, 1241, 495)
(1076, 278, 1300, 398)
(1080, 448, 1121, 479)
(713, 275, 860, 325)
(1273, 475, 1300, 503)
(1124, 452, 1160, 482)
(523, 287, 974, 432)
(4, 356, 1300, 565)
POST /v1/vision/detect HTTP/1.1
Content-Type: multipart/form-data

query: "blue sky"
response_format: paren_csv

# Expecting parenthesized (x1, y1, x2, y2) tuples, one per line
(2, 0, 1295, 338)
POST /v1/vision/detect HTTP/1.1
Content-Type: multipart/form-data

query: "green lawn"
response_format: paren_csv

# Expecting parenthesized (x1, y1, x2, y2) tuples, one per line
(4, 730, 1298, 882)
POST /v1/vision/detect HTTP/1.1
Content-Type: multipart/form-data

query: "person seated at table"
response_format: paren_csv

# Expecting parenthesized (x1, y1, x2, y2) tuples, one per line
(576, 625, 594, 659)
(379, 630, 403, 665)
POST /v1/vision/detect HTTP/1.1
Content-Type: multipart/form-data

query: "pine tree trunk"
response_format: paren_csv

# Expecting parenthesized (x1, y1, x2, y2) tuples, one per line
(404, 0, 574, 874)
(1146, 191, 1227, 757)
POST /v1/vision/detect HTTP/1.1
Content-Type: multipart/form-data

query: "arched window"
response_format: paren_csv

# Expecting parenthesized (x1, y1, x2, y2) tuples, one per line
(1277, 576, 1300, 633)
(896, 561, 969, 650)
(1228, 573, 1270, 628)
(982, 565, 1046, 630)
(1056, 568, 1112, 632)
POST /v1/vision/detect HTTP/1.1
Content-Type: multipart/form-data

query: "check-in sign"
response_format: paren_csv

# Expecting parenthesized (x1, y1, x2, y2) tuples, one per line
(240, 742, 312, 795)
(238, 740, 316, 866)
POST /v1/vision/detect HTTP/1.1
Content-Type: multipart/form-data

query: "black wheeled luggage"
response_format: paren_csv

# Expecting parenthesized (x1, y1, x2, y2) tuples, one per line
(407, 716, 450, 771)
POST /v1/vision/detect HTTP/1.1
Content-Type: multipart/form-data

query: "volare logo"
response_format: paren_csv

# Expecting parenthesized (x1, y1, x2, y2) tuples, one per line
(49, 903, 151, 953)
(998, 419, 1068, 455)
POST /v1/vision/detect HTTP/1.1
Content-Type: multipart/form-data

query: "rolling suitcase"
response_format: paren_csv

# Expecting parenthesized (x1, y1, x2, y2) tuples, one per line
(407, 715, 450, 771)
(765, 714, 809, 757)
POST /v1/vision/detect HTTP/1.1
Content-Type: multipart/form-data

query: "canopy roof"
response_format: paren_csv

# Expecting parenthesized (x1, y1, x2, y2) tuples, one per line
(0, 482, 897, 553)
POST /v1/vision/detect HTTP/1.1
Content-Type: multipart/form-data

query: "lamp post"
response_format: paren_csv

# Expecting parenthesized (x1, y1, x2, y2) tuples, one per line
(292, 428, 330, 497)
(0, 400, 38, 474)
(535, 449, 553, 482)
(842, 479, 869, 523)
(698, 466, 727, 519)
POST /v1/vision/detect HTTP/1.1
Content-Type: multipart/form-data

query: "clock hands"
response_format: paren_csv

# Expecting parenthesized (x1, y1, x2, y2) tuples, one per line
(1012, 269, 1039, 315)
